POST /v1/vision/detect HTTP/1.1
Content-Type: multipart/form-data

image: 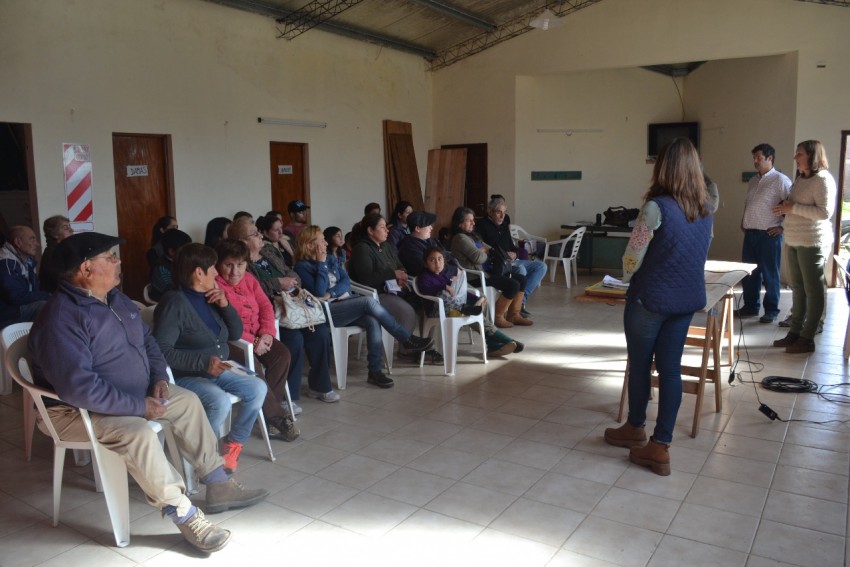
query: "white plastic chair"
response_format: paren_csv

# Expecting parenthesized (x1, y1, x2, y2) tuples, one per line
(463, 268, 498, 322)
(349, 281, 395, 373)
(833, 254, 850, 359)
(5, 335, 167, 548)
(1, 322, 33, 396)
(411, 278, 487, 376)
(509, 224, 547, 259)
(142, 284, 157, 305)
(1, 323, 38, 459)
(543, 226, 586, 287)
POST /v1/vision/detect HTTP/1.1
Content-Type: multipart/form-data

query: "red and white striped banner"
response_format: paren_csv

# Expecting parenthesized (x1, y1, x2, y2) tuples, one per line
(62, 143, 94, 232)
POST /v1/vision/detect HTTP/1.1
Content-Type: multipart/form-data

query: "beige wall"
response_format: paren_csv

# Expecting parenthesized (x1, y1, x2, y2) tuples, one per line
(433, 0, 850, 262)
(0, 0, 432, 241)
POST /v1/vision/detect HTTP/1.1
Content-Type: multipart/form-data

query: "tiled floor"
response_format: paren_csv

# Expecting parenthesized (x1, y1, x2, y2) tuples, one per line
(1, 274, 849, 566)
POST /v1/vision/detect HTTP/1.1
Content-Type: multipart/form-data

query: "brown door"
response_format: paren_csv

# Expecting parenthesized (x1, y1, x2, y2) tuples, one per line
(112, 133, 174, 301)
(442, 143, 487, 217)
(270, 142, 309, 223)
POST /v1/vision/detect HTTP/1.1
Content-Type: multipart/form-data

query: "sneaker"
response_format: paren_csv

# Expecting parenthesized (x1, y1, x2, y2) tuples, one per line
(401, 335, 434, 353)
(367, 371, 394, 389)
(204, 478, 269, 514)
(759, 314, 777, 324)
(778, 314, 792, 327)
(488, 341, 517, 357)
(178, 509, 232, 553)
(220, 440, 243, 475)
(773, 332, 799, 348)
(514, 341, 525, 353)
(307, 388, 341, 403)
(267, 414, 300, 442)
(282, 401, 303, 415)
(785, 337, 815, 354)
(734, 307, 758, 318)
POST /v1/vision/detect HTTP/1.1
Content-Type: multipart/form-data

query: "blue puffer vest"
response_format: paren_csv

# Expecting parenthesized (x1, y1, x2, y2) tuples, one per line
(626, 195, 712, 314)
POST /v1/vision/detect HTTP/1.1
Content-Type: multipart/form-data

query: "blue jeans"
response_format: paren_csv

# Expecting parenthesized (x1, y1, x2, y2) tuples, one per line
(330, 296, 410, 373)
(278, 324, 333, 397)
(512, 259, 547, 302)
(624, 299, 695, 444)
(176, 371, 267, 444)
(741, 230, 782, 316)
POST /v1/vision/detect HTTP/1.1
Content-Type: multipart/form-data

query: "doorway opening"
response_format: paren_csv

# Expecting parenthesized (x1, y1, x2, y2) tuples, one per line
(0, 123, 38, 243)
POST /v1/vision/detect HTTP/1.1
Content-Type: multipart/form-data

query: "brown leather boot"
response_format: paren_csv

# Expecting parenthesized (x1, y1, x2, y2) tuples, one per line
(604, 422, 647, 448)
(629, 437, 671, 476)
(493, 295, 513, 328)
(506, 292, 533, 326)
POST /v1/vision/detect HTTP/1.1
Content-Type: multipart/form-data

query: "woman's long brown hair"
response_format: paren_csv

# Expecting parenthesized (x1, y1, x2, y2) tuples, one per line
(645, 137, 710, 222)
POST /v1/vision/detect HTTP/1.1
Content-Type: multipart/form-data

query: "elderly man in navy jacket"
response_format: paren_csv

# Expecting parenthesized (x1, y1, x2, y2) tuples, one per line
(0, 225, 50, 326)
(28, 232, 267, 554)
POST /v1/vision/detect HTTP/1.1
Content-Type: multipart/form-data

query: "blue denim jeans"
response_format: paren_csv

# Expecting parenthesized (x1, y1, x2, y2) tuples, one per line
(624, 299, 695, 444)
(741, 230, 782, 316)
(176, 370, 267, 444)
(278, 324, 333, 397)
(512, 259, 547, 302)
(330, 296, 409, 373)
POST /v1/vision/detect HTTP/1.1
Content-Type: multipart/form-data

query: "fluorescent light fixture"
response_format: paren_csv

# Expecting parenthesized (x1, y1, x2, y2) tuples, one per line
(537, 128, 603, 136)
(257, 117, 327, 128)
(529, 9, 564, 31)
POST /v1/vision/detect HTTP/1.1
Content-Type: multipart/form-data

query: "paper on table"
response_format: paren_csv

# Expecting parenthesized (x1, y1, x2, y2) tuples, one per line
(602, 275, 629, 289)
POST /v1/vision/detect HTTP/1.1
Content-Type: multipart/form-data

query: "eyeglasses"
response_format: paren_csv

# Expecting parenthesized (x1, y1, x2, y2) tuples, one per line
(88, 251, 119, 263)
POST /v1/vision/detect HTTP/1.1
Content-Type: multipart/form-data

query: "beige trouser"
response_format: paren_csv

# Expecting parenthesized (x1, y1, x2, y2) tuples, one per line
(42, 385, 224, 517)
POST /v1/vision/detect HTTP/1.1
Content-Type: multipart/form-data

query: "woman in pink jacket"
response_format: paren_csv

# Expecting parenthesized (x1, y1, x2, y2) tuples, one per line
(214, 238, 299, 442)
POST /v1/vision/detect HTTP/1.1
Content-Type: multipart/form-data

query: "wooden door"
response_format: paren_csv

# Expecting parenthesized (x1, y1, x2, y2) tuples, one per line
(270, 142, 309, 223)
(442, 143, 487, 217)
(112, 133, 174, 301)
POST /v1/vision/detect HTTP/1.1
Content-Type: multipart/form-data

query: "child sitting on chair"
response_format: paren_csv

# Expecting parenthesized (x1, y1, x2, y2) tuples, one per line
(418, 247, 484, 317)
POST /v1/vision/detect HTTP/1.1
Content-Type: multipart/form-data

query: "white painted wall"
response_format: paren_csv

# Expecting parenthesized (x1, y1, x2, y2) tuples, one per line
(0, 0, 432, 242)
(433, 0, 850, 262)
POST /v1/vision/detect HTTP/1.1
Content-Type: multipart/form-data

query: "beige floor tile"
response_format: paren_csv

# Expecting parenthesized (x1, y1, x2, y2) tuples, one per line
(592, 487, 681, 533)
(320, 491, 417, 537)
(524, 472, 609, 513)
(266, 476, 357, 518)
(463, 528, 559, 566)
(614, 466, 697, 501)
(470, 411, 538, 436)
(406, 446, 487, 480)
(390, 416, 463, 444)
(563, 516, 663, 567)
(440, 427, 514, 457)
(667, 502, 760, 552)
(771, 464, 849, 503)
(489, 497, 585, 547)
(648, 534, 747, 567)
(356, 435, 433, 465)
(461, 457, 545, 496)
(314, 453, 399, 490)
(751, 519, 846, 567)
(424, 481, 516, 525)
(762, 489, 847, 536)
(366, 467, 455, 506)
(551, 449, 630, 485)
(700, 453, 776, 488)
(494, 438, 569, 471)
(685, 475, 768, 518)
(777, 442, 850, 476)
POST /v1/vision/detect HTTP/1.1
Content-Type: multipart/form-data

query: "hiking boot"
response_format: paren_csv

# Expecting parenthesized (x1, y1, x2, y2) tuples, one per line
(367, 371, 394, 389)
(629, 437, 671, 476)
(401, 335, 434, 353)
(785, 336, 815, 354)
(205, 478, 269, 514)
(307, 388, 341, 403)
(604, 422, 647, 448)
(178, 509, 232, 553)
(220, 440, 243, 474)
(773, 332, 799, 348)
(268, 415, 300, 442)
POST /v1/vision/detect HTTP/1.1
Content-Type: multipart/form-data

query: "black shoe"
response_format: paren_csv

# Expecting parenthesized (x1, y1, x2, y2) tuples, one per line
(461, 304, 483, 316)
(520, 307, 532, 318)
(773, 332, 799, 347)
(778, 315, 792, 328)
(759, 314, 777, 324)
(401, 335, 434, 353)
(367, 371, 394, 389)
(817, 322, 824, 335)
(513, 341, 525, 353)
(424, 349, 443, 364)
(734, 308, 758, 318)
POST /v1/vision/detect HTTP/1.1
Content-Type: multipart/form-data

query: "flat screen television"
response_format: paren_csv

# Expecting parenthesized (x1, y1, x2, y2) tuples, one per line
(647, 121, 700, 158)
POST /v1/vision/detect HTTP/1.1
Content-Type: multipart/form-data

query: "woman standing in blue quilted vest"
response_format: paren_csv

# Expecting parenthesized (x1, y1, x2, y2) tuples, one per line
(604, 138, 714, 476)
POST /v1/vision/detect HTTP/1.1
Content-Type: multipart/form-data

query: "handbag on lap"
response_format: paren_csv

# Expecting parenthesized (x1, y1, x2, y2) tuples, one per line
(278, 287, 326, 330)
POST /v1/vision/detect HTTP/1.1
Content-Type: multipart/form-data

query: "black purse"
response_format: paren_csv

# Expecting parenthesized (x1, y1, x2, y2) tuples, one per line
(490, 246, 514, 277)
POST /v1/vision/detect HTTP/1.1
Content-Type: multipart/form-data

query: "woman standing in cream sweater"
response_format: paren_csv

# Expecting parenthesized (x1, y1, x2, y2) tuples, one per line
(772, 140, 836, 353)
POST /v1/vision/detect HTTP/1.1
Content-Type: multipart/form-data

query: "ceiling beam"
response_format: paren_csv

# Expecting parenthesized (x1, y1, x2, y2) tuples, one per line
(203, 0, 436, 59)
(429, 0, 602, 71)
(276, 0, 365, 40)
(405, 0, 497, 32)
(794, 0, 849, 5)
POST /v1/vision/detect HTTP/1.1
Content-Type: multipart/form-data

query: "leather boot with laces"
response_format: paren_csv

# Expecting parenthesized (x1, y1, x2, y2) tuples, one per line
(604, 422, 647, 448)
(178, 509, 232, 553)
(205, 478, 269, 514)
(629, 437, 671, 476)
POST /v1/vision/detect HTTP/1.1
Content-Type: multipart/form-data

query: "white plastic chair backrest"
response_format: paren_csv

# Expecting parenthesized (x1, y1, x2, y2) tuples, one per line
(140, 305, 156, 328)
(143, 284, 157, 305)
(2, 322, 33, 382)
(411, 277, 446, 320)
(568, 227, 586, 260)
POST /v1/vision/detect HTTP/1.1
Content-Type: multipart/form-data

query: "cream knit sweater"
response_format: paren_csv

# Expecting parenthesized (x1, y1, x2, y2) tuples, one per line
(782, 170, 836, 248)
